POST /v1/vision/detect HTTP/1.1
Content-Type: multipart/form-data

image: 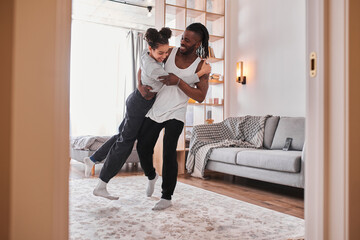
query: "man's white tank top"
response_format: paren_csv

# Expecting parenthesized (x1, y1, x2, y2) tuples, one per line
(146, 47, 201, 123)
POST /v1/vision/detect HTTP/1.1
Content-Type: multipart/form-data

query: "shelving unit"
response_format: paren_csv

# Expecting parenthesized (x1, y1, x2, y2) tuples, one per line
(154, 0, 225, 174)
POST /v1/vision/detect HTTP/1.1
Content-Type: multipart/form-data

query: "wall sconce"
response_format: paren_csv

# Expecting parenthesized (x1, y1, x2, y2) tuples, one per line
(236, 61, 246, 85)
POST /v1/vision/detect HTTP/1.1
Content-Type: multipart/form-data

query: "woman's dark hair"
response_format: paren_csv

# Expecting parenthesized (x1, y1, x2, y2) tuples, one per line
(186, 22, 209, 58)
(145, 27, 172, 49)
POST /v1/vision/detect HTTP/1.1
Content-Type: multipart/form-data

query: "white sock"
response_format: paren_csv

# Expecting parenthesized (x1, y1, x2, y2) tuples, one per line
(84, 157, 95, 177)
(146, 173, 159, 197)
(93, 179, 119, 200)
(152, 198, 172, 210)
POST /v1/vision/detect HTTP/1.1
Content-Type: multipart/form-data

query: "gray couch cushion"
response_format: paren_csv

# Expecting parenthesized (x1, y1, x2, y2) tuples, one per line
(209, 148, 255, 164)
(236, 149, 302, 173)
(270, 117, 305, 151)
(263, 116, 280, 149)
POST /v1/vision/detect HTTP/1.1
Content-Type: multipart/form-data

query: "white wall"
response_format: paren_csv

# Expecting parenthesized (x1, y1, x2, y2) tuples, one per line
(225, 0, 306, 117)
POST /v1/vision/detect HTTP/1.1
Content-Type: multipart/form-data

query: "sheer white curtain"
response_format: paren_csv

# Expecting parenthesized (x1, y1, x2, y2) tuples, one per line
(70, 20, 146, 137)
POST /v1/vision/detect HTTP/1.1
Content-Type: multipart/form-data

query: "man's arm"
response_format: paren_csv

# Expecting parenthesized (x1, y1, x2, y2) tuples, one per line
(160, 60, 209, 103)
(180, 62, 211, 84)
(177, 73, 209, 103)
(158, 61, 211, 85)
(137, 69, 156, 100)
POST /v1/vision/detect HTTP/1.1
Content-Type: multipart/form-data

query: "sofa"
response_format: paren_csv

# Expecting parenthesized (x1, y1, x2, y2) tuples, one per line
(205, 116, 305, 188)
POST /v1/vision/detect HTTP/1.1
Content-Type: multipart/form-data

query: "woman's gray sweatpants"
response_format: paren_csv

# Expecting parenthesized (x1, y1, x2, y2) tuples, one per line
(91, 89, 155, 183)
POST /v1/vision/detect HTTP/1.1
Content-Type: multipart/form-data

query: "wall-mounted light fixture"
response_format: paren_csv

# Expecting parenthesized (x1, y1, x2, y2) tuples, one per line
(236, 61, 246, 85)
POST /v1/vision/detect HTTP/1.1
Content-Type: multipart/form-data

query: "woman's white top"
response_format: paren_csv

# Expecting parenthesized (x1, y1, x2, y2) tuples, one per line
(140, 50, 199, 92)
(146, 47, 201, 123)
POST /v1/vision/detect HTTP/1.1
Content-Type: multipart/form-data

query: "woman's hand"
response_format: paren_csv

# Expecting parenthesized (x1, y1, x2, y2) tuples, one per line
(200, 61, 211, 75)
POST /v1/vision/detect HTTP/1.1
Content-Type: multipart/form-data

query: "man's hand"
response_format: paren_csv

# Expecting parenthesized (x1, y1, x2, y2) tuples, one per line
(138, 84, 156, 100)
(159, 73, 179, 86)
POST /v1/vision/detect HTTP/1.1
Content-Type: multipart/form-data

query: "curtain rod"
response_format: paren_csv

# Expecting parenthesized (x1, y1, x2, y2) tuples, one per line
(72, 17, 149, 33)
(107, 0, 153, 9)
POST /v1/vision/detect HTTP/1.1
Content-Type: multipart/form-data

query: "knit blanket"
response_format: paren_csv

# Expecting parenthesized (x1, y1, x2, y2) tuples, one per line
(186, 115, 271, 178)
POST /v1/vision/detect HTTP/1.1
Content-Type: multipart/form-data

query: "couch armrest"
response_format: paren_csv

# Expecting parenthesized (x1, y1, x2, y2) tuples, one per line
(301, 141, 306, 161)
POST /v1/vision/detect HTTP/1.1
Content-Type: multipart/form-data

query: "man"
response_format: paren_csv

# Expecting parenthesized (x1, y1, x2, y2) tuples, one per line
(137, 22, 210, 210)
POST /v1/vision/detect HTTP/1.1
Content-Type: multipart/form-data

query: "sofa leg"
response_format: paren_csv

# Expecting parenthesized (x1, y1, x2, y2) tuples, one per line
(91, 165, 95, 176)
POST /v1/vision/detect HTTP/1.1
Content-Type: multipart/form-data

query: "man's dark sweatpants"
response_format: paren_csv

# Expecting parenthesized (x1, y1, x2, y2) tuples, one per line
(136, 117, 184, 200)
(91, 89, 155, 183)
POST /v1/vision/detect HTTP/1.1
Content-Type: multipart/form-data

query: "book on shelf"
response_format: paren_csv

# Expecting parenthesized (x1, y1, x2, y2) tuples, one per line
(210, 73, 220, 79)
(208, 46, 215, 58)
(210, 73, 223, 81)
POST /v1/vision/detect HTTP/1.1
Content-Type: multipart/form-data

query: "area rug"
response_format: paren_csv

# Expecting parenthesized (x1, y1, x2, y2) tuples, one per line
(69, 176, 304, 240)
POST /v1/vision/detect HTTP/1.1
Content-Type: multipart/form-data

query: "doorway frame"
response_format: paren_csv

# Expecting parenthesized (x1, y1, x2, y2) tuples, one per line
(5, 0, 360, 239)
(305, 0, 360, 239)
(51, 0, 357, 239)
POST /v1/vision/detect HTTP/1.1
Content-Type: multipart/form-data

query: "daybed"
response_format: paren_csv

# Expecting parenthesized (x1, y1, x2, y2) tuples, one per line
(70, 136, 139, 175)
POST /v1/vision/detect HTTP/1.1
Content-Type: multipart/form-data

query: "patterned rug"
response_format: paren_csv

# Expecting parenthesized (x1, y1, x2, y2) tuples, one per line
(69, 176, 304, 240)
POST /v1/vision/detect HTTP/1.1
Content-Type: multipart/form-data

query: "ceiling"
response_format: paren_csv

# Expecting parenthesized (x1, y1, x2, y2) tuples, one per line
(72, 0, 156, 31)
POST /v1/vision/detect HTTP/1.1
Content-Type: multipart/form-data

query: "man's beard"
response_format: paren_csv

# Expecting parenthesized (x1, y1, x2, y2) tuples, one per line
(179, 43, 197, 55)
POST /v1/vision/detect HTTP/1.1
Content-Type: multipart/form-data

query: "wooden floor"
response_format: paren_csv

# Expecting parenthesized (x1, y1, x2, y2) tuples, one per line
(70, 160, 304, 219)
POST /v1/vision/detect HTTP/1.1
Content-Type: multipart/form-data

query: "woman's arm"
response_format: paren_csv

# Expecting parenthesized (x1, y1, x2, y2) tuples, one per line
(141, 47, 173, 79)
(180, 61, 211, 84)
(144, 47, 209, 85)
(144, 58, 209, 84)
(157, 59, 210, 85)
(196, 61, 211, 77)
(137, 69, 156, 100)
